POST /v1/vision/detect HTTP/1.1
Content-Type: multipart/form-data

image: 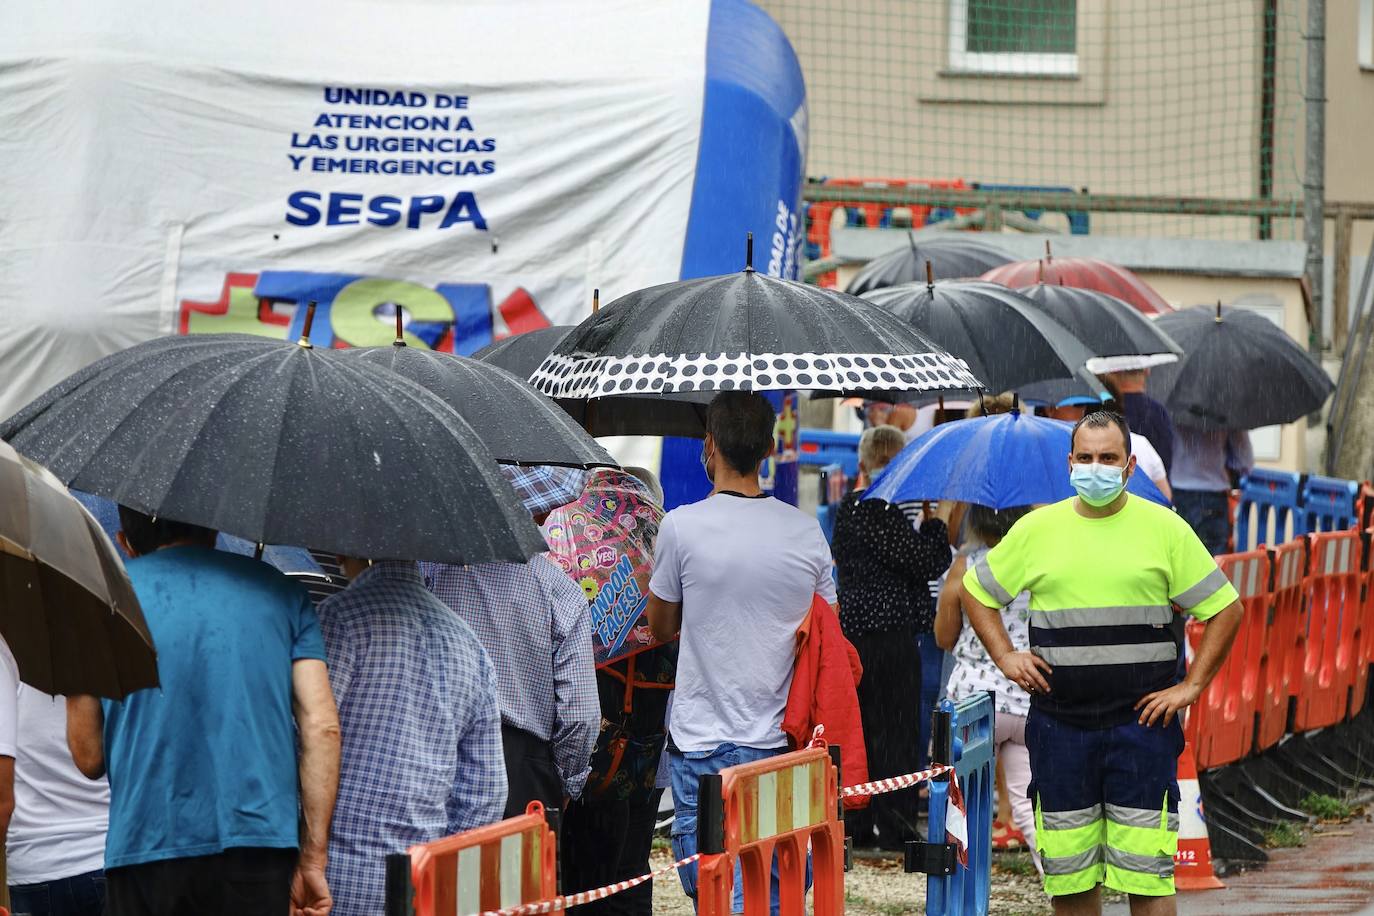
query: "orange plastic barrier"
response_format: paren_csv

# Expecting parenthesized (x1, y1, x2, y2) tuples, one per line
(1187, 549, 1270, 769)
(1255, 539, 1307, 752)
(1354, 528, 1374, 716)
(696, 745, 845, 916)
(397, 801, 557, 916)
(805, 177, 972, 287)
(1293, 531, 1363, 731)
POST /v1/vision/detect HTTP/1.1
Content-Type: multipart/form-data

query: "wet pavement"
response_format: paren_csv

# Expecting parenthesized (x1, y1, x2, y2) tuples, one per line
(1105, 813, 1374, 915)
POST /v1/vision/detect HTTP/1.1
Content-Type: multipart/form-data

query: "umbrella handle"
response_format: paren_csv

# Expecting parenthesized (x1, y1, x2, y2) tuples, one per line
(296, 301, 318, 349)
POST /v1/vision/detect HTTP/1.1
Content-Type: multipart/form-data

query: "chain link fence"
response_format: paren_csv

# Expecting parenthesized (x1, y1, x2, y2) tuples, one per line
(761, 0, 1308, 241)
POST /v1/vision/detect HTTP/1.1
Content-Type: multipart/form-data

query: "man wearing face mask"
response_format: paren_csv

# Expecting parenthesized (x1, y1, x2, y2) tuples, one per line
(957, 411, 1242, 916)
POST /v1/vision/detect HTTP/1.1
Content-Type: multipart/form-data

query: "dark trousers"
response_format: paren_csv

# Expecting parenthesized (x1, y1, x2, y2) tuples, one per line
(105, 848, 296, 916)
(845, 627, 923, 848)
(502, 723, 563, 819)
(9, 869, 106, 916)
(1174, 488, 1231, 555)
(561, 788, 664, 915)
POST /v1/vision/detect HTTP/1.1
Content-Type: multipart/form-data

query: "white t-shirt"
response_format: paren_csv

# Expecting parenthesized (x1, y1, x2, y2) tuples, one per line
(0, 637, 17, 757)
(1130, 432, 1167, 488)
(8, 688, 111, 883)
(650, 493, 837, 753)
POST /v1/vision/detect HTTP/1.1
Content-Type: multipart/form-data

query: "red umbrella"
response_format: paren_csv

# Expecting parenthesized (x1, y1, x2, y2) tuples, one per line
(980, 246, 1173, 316)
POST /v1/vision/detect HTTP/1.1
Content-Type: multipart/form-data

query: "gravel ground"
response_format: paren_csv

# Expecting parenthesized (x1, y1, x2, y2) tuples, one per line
(648, 847, 1054, 915)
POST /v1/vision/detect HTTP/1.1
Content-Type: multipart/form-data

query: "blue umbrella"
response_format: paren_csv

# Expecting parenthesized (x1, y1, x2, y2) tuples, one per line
(864, 411, 1169, 509)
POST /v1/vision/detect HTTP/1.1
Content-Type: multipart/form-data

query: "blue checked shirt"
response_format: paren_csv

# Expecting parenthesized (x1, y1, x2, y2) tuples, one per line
(423, 555, 599, 799)
(319, 561, 506, 916)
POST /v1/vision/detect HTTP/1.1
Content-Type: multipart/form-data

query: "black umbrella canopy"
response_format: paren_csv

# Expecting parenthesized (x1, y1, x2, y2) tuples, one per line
(473, 327, 713, 437)
(530, 268, 981, 402)
(1017, 284, 1183, 374)
(845, 234, 1015, 295)
(472, 326, 576, 382)
(334, 343, 616, 469)
(1148, 305, 1334, 430)
(0, 333, 547, 565)
(861, 280, 1101, 395)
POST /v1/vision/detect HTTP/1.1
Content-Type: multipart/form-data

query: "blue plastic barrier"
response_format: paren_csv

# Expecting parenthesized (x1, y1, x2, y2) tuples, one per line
(1234, 470, 1302, 550)
(968, 183, 1091, 235)
(925, 693, 994, 916)
(799, 428, 860, 478)
(1299, 475, 1361, 534)
(816, 461, 846, 542)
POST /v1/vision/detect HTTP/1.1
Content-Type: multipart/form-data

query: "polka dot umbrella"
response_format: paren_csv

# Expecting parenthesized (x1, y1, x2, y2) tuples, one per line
(529, 238, 981, 432)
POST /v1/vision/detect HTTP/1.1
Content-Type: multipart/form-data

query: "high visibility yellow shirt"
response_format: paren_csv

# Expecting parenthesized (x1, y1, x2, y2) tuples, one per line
(962, 495, 1237, 727)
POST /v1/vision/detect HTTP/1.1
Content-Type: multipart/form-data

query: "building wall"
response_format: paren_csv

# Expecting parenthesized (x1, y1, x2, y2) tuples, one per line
(761, 0, 1269, 238)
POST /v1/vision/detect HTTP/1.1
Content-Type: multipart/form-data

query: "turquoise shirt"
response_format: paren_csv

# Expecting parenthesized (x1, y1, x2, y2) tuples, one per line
(102, 546, 325, 868)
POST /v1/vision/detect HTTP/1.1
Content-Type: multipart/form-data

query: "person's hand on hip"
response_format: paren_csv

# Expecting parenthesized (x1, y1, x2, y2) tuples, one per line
(994, 650, 1052, 695)
(1134, 681, 1203, 727)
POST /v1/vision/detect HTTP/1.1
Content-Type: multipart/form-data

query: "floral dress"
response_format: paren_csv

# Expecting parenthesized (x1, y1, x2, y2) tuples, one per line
(945, 544, 1032, 719)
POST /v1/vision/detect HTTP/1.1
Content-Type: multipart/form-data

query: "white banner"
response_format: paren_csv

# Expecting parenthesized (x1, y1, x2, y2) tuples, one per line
(0, 0, 713, 418)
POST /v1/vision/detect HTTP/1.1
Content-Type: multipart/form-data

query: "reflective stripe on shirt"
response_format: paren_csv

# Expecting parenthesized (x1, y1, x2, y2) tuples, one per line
(971, 555, 1015, 607)
(1030, 606, 1173, 629)
(1170, 567, 1230, 609)
(1035, 643, 1177, 667)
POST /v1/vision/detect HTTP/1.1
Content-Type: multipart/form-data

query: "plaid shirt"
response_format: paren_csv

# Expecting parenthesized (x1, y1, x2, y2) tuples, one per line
(500, 465, 589, 516)
(319, 562, 506, 916)
(423, 555, 599, 798)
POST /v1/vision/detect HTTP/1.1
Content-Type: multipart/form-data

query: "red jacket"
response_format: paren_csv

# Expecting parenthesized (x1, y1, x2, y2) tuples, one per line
(782, 594, 870, 809)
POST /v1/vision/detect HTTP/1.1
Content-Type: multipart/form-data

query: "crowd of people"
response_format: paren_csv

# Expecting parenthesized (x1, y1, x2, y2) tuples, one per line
(0, 375, 1250, 916)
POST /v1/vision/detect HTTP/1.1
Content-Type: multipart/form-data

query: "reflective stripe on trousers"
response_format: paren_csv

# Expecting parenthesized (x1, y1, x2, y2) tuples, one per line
(1036, 794, 1178, 897)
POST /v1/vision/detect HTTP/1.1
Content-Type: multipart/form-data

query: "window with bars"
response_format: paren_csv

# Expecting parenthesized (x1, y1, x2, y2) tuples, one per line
(948, 0, 1079, 75)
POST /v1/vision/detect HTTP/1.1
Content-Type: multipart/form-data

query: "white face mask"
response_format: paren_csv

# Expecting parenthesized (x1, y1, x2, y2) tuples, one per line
(1070, 462, 1128, 507)
(699, 442, 715, 482)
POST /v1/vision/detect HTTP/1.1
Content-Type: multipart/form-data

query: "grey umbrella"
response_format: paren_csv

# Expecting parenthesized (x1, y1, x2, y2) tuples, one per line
(473, 326, 714, 438)
(0, 330, 547, 565)
(861, 279, 1103, 395)
(1148, 304, 1334, 430)
(1016, 283, 1182, 374)
(335, 327, 616, 469)
(844, 234, 1014, 295)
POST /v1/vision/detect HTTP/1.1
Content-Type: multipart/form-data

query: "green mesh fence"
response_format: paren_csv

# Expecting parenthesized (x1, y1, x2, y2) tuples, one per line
(761, 0, 1307, 241)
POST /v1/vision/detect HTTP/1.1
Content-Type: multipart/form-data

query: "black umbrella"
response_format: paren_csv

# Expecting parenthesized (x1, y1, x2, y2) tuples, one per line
(529, 250, 981, 407)
(0, 331, 547, 565)
(861, 279, 1102, 395)
(845, 233, 1014, 295)
(335, 328, 616, 469)
(472, 326, 576, 381)
(1016, 284, 1183, 374)
(1148, 304, 1334, 430)
(473, 326, 713, 437)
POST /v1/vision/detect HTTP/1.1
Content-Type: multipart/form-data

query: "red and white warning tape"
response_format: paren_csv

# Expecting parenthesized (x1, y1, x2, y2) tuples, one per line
(468, 731, 954, 916)
(474, 852, 700, 916)
(840, 763, 954, 799)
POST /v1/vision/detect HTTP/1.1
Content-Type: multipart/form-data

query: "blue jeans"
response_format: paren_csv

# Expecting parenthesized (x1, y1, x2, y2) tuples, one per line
(1174, 488, 1230, 556)
(669, 744, 810, 915)
(9, 869, 106, 916)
